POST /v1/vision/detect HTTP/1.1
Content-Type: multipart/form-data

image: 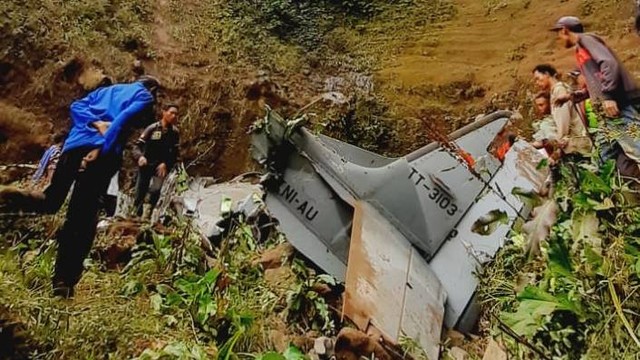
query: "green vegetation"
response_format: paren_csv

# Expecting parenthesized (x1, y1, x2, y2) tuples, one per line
(476, 157, 640, 359)
(1, 0, 152, 73)
(165, 0, 456, 72)
(0, 208, 338, 359)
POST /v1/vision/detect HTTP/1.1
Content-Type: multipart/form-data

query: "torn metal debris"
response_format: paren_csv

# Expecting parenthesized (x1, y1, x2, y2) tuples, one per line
(250, 108, 548, 358)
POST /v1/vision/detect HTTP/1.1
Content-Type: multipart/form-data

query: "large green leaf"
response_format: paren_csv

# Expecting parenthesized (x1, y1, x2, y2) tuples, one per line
(548, 238, 573, 279)
(283, 345, 306, 360)
(579, 169, 612, 197)
(571, 211, 602, 255)
(502, 286, 585, 337)
(501, 298, 557, 337)
(518, 286, 584, 316)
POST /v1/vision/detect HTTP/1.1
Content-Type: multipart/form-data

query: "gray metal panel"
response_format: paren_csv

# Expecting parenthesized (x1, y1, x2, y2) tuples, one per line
(266, 196, 348, 281)
(429, 190, 517, 328)
(455, 117, 509, 159)
(294, 130, 436, 255)
(429, 141, 549, 328)
(407, 150, 485, 252)
(400, 248, 447, 360)
(404, 117, 509, 253)
(315, 133, 395, 167)
(343, 202, 445, 358)
(276, 151, 354, 267)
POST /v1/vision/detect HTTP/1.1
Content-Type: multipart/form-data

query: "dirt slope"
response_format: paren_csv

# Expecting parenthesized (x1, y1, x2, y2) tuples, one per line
(377, 0, 639, 122)
(1, 0, 638, 182)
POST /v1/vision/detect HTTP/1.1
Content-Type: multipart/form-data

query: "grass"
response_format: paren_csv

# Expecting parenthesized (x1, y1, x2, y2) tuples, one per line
(0, 247, 204, 359)
(469, 157, 640, 359)
(0, 203, 339, 359)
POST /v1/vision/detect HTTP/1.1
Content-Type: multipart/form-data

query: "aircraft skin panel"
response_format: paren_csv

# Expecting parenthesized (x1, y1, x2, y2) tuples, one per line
(265, 195, 348, 282)
(249, 109, 549, 354)
(400, 247, 447, 360)
(408, 150, 486, 251)
(430, 190, 517, 328)
(273, 150, 355, 270)
(430, 141, 549, 328)
(344, 202, 445, 360)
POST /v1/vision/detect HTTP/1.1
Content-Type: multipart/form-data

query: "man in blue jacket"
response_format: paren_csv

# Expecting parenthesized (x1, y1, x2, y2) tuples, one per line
(0, 76, 159, 297)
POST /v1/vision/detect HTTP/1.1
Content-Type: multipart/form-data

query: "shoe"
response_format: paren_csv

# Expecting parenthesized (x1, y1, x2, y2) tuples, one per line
(52, 282, 75, 299)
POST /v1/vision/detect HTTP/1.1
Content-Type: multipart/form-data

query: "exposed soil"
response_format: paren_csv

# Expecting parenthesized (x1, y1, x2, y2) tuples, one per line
(0, 0, 638, 182)
(377, 0, 639, 135)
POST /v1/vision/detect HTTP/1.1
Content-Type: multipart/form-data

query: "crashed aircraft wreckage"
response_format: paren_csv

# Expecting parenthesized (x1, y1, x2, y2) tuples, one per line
(246, 108, 548, 359)
(176, 109, 548, 359)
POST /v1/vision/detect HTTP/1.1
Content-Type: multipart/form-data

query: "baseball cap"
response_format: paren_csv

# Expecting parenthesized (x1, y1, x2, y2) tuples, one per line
(550, 16, 583, 32)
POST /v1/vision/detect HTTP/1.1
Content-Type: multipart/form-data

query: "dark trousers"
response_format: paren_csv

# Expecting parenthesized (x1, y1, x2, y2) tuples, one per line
(37, 147, 120, 287)
(133, 165, 164, 216)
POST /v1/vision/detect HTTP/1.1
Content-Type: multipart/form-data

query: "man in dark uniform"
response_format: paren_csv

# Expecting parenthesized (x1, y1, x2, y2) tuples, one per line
(0, 76, 160, 297)
(132, 103, 180, 218)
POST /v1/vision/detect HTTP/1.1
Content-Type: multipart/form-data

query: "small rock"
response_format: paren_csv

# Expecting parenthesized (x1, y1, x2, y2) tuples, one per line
(450, 346, 468, 360)
(482, 338, 507, 360)
(314, 338, 326, 355)
(446, 329, 466, 347)
(302, 68, 311, 76)
(313, 336, 334, 357)
(253, 243, 294, 270)
(335, 328, 391, 360)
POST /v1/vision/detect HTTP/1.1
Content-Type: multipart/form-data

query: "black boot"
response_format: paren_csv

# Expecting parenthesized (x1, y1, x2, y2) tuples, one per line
(52, 281, 75, 299)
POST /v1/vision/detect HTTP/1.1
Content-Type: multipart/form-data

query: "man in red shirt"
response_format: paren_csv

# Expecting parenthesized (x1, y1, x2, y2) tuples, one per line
(551, 16, 640, 178)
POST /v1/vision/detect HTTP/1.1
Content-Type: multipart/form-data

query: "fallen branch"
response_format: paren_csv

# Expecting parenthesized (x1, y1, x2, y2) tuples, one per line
(0, 164, 38, 170)
(186, 142, 216, 170)
(492, 314, 551, 360)
(609, 281, 640, 348)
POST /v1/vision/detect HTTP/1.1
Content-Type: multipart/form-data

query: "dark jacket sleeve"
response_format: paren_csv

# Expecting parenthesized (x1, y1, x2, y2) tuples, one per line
(133, 123, 155, 160)
(572, 89, 590, 103)
(580, 35, 621, 100)
(167, 130, 180, 169)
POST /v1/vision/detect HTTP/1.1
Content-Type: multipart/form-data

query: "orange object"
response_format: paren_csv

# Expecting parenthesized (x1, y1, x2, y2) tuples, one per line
(456, 149, 476, 168)
(495, 141, 512, 162)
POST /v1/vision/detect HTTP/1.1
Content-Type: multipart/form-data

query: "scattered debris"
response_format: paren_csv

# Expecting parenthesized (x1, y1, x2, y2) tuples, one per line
(449, 346, 469, 360)
(253, 243, 294, 270)
(334, 328, 391, 360)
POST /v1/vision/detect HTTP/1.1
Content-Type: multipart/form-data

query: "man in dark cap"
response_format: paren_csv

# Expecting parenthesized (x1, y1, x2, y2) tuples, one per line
(635, 0, 640, 35)
(551, 16, 640, 178)
(0, 76, 160, 297)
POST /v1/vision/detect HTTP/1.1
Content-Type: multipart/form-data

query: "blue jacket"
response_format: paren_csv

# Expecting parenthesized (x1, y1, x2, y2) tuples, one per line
(63, 82, 154, 154)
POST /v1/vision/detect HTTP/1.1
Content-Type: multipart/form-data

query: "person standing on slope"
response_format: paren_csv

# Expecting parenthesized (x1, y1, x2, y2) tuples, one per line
(532, 63, 591, 156)
(0, 76, 160, 298)
(552, 16, 640, 178)
(132, 103, 180, 219)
